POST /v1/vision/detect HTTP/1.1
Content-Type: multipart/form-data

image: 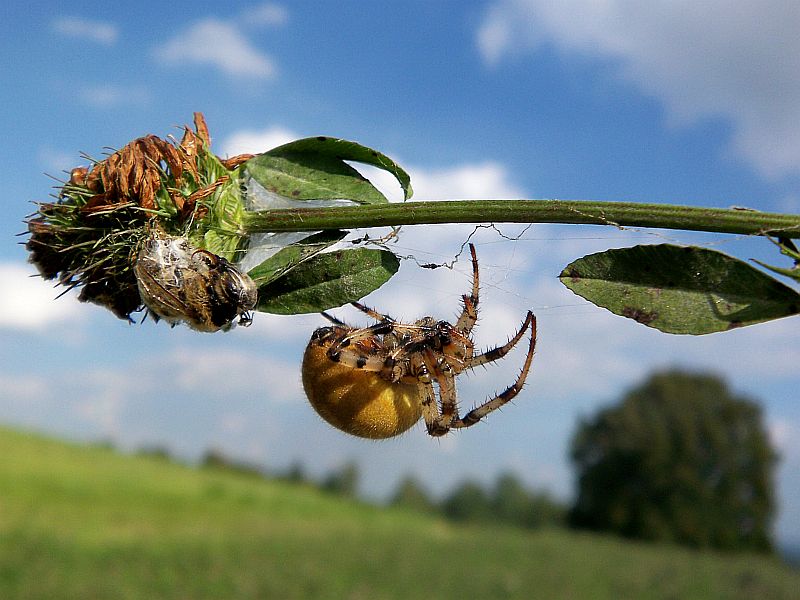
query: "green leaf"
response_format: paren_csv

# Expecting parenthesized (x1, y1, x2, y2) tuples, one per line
(247, 230, 347, 287)
(559, 244, 800, 334)
(196, 176, 247, 262)
(752, 237, 800, 283)
(243, 137, 412, 205)
(256, 248, 400, 315)
(752, 260, 800, 284)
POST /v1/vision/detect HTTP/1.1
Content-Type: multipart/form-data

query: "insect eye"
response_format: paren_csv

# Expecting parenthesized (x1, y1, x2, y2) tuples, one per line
(218, 269, 258, 306)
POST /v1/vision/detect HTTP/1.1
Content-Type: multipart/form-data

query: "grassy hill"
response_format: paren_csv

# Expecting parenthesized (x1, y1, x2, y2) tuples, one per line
(0, 426, 798, 599)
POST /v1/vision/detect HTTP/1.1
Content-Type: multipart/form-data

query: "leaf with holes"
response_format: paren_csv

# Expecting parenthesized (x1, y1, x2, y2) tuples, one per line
(559, 244, 800, 334)
(256, 248, 400, 314)
(243, 137, 412, 205)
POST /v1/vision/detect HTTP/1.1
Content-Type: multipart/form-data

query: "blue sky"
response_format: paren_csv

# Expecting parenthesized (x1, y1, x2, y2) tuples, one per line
(2, 1, 800, 546)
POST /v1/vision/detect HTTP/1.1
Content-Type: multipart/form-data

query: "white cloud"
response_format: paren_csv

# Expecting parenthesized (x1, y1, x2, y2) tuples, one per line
(222, 121, 525, 201)
(72, 369, 132, 436)
(77, 84, 151, 108)
(220, 125, 299, 156)
(239, 3, 289, 27)
(153, 18, 276, 80)
(0, 373, 49, 402)
(51, 17, 118, 45)
(476, 4, 514, 67)
(411, 162, 525, 201)
(356, 160, 525, 204)
(0, 263, 84, 331)
(161, 347, 301, 402)
(769, 419, 798, 457)
(478, 0, 800, 179)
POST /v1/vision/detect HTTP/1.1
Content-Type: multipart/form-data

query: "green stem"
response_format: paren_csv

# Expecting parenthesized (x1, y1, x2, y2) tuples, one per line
(242, 199, 800, 238)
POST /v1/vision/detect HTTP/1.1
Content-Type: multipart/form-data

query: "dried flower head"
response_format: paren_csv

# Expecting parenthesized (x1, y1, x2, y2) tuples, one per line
(25, 113, 251, 326)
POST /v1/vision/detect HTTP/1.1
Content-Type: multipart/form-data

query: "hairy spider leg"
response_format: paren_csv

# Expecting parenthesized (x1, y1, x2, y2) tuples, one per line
(320, 311, 347, 326)
(452, 312, 537, 430)
(466, 311, 536, 369)
(455, 243, 480, 335)
(351, 301, 397, 323)
(418, 381, 441, 435)
(419, 348, 460, 437)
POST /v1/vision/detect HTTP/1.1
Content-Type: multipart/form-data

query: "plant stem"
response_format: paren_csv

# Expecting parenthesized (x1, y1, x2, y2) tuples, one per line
(242, 199, 800, 238)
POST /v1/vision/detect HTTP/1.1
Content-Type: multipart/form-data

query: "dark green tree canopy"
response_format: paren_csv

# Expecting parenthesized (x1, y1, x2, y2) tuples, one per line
(321, 461, 360, 498)
(442, 480, 492, 523)
(569, 370, 777, 552)
(390, 475, 435, 513)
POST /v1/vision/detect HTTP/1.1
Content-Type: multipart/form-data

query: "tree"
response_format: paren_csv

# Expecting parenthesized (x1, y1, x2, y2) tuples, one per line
(569, 370, 777, 552)
(283, 461, 307, 484)
(491, 472, 532, 526)
(441, 480, 492, 523)
(391, 475, 435, 513)
(491, 472, 566, 529)
(321, 461, 360, 497)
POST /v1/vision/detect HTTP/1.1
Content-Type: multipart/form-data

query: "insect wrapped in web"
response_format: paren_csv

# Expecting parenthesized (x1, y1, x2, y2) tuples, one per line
(134, 228, 258, 332)
(302, 243, 537, 438)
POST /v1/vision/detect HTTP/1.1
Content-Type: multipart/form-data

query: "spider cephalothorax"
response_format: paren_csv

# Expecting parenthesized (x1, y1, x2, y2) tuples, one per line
(301, 244, 537, 438)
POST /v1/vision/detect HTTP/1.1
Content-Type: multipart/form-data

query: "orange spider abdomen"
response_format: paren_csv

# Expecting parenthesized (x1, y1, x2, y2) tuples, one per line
(301, 339, 423, 439)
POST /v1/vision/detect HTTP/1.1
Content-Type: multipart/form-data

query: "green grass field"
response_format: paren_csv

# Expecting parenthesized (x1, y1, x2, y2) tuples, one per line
(0, 426, 798, 599)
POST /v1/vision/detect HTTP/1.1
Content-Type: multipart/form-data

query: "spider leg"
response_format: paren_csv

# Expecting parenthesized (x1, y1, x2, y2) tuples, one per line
(419, 351, 459, 437)
(455, 243, 480, 335)
(418, 382, 442, 436)
(466, 311, 535, 369)
(321, 311, 346, 325)
(451, 312, 537, 430)
(351, 301, 396, 323)
(402, 352, 446, 436)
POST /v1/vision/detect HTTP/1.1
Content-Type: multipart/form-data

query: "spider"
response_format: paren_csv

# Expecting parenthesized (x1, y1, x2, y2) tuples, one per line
(301, 243, 537, 439)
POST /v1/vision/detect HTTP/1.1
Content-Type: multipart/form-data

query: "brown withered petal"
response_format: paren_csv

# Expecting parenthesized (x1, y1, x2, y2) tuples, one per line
(220, 154, 255, 170)
(69, 167, 89, 187)
(84, 167, 103, 193)
(193, 112, 210, 148)
(160, 141, 184, 182)
(26, 112, 247, 324)
(179, 125, 197, 158)
(81, 191, 118, 213)
(177, 178, 224, 222)
(176, 131, 201, 181)
(129, 148, 145, 192)
(116, 148, 132, 194)
(171, 192, 186, 214)
(187, 176, 229, 203)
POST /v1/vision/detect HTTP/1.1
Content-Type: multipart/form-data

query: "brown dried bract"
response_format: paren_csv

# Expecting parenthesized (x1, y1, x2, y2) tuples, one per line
(26, 112, 249, 324)
(220, 153, 255, 170)
(79, 134, 180, 213)
(76, 112, 226, 220)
